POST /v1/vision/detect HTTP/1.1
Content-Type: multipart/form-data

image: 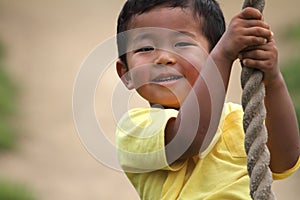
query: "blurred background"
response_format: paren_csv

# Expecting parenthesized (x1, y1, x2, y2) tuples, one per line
(0, 0, 299, 199)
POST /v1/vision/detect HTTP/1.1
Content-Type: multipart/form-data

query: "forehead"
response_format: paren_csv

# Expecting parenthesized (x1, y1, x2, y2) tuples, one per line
(128, 7, 202, 34)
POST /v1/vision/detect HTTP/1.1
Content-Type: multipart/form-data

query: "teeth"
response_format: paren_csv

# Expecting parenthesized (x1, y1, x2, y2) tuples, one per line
(152, 76, 183, 82)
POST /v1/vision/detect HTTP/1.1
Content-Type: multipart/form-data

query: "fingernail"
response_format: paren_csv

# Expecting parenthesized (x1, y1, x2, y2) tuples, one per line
(243, 59, 247, 65)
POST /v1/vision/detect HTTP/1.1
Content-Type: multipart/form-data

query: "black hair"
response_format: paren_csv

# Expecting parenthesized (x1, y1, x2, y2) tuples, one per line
(117, 0, 225, 66)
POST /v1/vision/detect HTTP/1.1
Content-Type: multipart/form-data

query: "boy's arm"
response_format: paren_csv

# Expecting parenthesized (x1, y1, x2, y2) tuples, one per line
(265, 73, 300, 173)
(240, 39, 300, 173)
(165, 8, 273, 163)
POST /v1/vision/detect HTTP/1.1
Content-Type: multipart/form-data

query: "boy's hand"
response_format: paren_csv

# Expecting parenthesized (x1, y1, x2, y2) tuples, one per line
(239, 38, 279, 87)
(216, 7, 273, 63)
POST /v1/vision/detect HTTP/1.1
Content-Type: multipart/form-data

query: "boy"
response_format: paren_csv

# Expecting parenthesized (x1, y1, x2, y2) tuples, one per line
(115, 0, 300, 199)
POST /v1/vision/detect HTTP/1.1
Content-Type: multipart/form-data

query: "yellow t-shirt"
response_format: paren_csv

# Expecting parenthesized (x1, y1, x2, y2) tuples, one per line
(116, 103, 300, 200)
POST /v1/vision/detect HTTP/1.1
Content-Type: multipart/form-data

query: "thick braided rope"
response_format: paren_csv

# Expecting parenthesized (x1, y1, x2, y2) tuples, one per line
(241, 0, 275, 199)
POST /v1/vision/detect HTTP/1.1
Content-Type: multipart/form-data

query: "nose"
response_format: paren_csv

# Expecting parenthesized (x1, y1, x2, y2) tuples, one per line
(154, 50, 177, 66)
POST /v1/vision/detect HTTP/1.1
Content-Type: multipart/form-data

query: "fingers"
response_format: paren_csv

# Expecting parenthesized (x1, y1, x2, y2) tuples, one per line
(240, 39, 276, 57)
(233, 9, 273, 47)
(234, 30, 271, 50)
(240, 52, 270, 67)
(242, 19, 270, 30)
(239, 14, 273, 50)
(240, 7, 263, 20)
(239, 42, 280, 86)
(243, 36, 267, 48)
(239, 40, 278, 70)
(246, 31, 273, 49)
(222, 8, 274, 63)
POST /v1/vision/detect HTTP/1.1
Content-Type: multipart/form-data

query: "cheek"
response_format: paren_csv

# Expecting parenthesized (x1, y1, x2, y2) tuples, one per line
(179, 56, 202, 86)
(130, 69, 150, 89)
(128, 64, 153, 89)
(185, 68, 200, 86)
(127, 54, 156, 85)
(181, 51, 207, 85)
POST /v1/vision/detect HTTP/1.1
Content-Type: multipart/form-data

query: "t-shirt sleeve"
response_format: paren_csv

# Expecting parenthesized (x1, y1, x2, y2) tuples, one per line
(272, 156, 300, 180)
(116, 107, 184, 173)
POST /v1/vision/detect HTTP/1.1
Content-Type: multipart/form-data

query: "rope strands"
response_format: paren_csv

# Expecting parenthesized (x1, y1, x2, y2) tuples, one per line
(242, 0, 265, 12)
(241, 0, 276, 199)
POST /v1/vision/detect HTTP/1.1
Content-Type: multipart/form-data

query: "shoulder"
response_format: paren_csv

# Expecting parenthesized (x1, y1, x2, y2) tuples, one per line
(116, 107, 179, 147)
(222, 102, 244, 127)
(116, 107, 180, 172)
(117, 107, 178, 130)
(216, 102, 244, 135)
(221, 102, 246, 158)
(222, 102, 244, 133)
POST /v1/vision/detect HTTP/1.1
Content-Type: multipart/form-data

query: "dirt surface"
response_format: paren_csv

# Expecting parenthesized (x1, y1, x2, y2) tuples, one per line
(0, 0, 299, 199)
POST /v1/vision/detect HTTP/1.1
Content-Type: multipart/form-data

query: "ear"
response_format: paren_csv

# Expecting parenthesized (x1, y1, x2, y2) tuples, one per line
(116, 59, 134, 90)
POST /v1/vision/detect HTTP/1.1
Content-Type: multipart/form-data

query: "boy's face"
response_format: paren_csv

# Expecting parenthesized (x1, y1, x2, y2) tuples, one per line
(117, 7, 210, 108)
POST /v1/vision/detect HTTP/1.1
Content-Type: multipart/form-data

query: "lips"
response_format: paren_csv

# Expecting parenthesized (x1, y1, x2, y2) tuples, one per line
(152, 75, 184, 83)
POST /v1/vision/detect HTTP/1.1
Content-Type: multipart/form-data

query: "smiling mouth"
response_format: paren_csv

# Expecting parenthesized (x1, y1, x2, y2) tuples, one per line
(152, 75, 184, 83)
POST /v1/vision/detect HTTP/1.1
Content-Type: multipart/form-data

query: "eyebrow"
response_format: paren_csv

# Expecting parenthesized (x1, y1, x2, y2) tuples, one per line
(176, 31, 197, 39)
(132, 33, 153, 43)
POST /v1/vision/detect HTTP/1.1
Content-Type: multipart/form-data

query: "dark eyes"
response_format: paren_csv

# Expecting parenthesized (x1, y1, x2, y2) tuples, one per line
(134, 42, 194, 53)
(134, 46, 154, 53)
(175, 42, 194, 47)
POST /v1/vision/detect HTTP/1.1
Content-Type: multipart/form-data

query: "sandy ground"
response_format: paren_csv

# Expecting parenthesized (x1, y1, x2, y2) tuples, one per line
(0, 0, 299, 199)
